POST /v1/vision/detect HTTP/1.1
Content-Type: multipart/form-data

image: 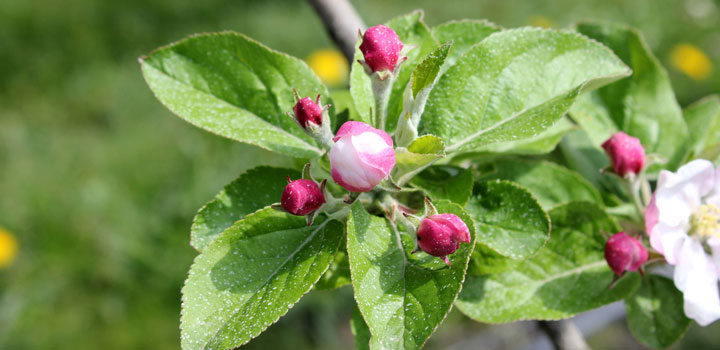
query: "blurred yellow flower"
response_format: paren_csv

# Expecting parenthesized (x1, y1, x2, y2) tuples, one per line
(528, 16, 553, 28)
(0, 227, 18, 269)
(671, 43, 713, 80)
(306, 49, 348, 87)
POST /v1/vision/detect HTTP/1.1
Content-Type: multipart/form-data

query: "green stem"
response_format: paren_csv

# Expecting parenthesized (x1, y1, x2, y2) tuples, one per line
(371, 74, 394, 130)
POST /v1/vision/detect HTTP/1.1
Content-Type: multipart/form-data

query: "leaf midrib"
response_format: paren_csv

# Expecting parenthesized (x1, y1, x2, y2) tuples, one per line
(200, 217, 332, 348)
(143, 59, 321, 155)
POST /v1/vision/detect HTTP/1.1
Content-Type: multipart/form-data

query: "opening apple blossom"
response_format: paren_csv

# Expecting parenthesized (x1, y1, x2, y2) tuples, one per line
(645, 159, 720, 326)
(329, 121, 396, 193)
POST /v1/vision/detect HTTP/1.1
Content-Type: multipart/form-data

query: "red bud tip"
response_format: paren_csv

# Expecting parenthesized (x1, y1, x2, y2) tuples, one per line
(602, 132, 645, 176)
(416, 214, 471, 265)
(281, 179, 326, 216)
(292, 96, 323, 129)
(359, 25, 404, 73)
(604, 232, 649, 275)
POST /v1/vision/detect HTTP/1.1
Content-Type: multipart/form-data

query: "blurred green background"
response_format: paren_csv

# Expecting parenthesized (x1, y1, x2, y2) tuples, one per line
(1, 0, 718, 348)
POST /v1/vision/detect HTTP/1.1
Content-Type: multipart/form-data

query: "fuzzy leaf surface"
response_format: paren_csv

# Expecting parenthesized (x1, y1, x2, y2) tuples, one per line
(141, 32, 331, 158)
(456, 202, 641, 323)
(626, 275, 691, 348)
(465, 180, 550, 259)
(181, 208, 343, 349)
(191, 166, 300, 251)
(346, 201, 475, 350)
(421, 28, 630, 154)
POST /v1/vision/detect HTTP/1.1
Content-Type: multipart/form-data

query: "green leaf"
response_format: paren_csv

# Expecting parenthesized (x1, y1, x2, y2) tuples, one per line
(392, 135, 445, 186)
(571, 22, 688, 173)
(141, 32, 331, 158)
(411, 42, 452, 99)
(468, 116, 576, 155)
(626, 275, 691, 348)
(191, 166, 300, 251)
(478, 160, 602, 210)
(465, 180, 550, 259)
(350, 305, 371, 350)
(431, 19, 502, 74)
(468, 243, 519, 275)
(410, 165, 473, 206)
(350, 10, 439, 129)
(314, 248, 351, 290)
(455, 202, 641, 323)
(181, 208, 344, 349)
(346, 201, 475, 350)
(421, 28, 630, 154)
(683, 95, 720, 162)
(559, 129, 624, 194)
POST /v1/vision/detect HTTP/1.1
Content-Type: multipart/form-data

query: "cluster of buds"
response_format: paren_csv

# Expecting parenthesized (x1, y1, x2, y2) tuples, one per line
(604, 232, 648, 276)
(602, 131, 646, 177)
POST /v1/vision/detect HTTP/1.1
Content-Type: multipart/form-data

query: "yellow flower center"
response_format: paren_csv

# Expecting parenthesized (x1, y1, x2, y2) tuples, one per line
(691, 204, 720, 238)
(0, 227, 18, 269)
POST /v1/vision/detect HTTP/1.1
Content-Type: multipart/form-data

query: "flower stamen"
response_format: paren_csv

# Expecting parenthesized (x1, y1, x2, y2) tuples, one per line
(691, 204, 720, 238)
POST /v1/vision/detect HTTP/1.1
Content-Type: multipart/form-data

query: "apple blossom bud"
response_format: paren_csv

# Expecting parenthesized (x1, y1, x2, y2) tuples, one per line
(329, 121, 395, 192)
(293, 96, 323, 129)
(604, 232, 648, 275)
(602, 132, 645, 176)
(360, 25, 403, 73)
(281, 178, 325, 216)
(417, 214, 471, 265)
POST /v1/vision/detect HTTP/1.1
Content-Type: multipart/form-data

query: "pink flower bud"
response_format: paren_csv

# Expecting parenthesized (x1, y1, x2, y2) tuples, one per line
(602, 131, 645, 176)
(281, 178, 325, 216)
(604, 232, 648, 275)
(329, 121, 395, 192)
(359, 25, 403, 73)
(417, 214, 471, 265)
(293, 96, 323, 129)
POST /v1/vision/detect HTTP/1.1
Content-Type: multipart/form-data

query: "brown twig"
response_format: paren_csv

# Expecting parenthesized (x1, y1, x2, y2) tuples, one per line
(306, 0, 366, 64)
(537, 320, 590, 350)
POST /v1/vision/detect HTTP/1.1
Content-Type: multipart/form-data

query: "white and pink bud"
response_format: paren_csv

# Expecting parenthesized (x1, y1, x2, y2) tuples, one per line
(416, 214, 471, 265)
(293, 95, 324, 129)
(602, 131, 645, 177)
(359, 25, 404, 73)
(281, 177, 326, 216)
(604, 232, 648, 276)
(329, 121, 395, 192)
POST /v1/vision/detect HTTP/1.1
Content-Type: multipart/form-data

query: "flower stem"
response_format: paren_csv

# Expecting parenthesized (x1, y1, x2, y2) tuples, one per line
(371, 74, 394, 130)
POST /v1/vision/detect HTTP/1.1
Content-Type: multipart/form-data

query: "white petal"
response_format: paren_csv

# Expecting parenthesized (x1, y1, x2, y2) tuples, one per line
(650, 222, 686, 265)
(708, 237, 720, 278)
(330, 137, 371, 190)
(705, 165, 720, 207)
(674, 238, 720, 326)
(655, 160, 715, 227)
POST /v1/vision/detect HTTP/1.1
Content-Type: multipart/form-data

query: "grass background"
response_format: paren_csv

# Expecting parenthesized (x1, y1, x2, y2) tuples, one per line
(0, 0, 718, 348)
